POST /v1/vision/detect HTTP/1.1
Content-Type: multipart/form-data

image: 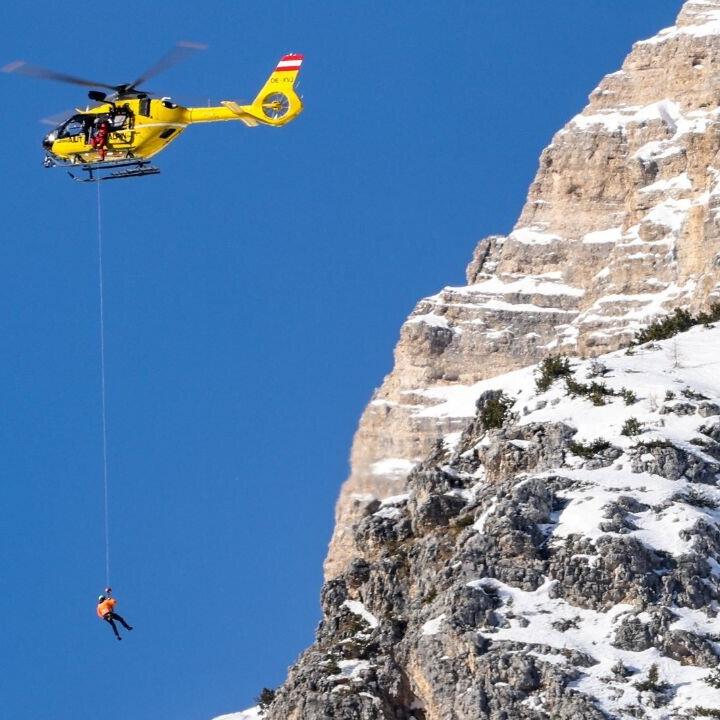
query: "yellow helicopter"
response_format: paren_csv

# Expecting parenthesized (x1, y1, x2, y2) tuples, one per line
(2, 43, 304, 182)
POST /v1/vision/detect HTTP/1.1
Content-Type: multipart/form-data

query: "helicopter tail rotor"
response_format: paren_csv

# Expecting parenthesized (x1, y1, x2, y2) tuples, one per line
(243, 53, 304, 125)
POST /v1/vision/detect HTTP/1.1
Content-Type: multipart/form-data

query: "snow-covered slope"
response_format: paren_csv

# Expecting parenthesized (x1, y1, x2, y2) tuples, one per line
(249, 322, 720, 719)
(212, 708, 260, 720)
(421, 324, 720, 717)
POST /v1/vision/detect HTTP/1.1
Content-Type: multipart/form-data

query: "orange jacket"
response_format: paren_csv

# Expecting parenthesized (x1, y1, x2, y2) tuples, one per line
(97, 597, 117, 618)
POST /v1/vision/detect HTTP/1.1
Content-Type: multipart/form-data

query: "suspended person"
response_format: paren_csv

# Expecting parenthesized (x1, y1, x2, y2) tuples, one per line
(97, 589, 133, 640)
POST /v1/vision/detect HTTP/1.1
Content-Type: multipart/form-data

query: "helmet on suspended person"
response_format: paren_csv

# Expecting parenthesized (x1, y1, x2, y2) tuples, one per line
(98, 595, 106, 602)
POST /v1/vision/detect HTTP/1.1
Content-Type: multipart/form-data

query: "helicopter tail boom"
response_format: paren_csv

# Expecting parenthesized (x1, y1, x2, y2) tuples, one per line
(183, 53, 304, 127)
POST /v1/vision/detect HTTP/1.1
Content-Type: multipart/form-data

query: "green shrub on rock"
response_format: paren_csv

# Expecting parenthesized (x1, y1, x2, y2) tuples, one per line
(256, 687, 276, 709)
(635, 304, 720, 344)
(633, 663, 669, 693)
(535, 356, 572, 392)
(694, 709, 720, 718)
(569, 438, 611, 459)
(480, 392, 514, 429)
(621, 418, 643, 436)
(566, 378, 615, 406)
(704, 670, 720, 689)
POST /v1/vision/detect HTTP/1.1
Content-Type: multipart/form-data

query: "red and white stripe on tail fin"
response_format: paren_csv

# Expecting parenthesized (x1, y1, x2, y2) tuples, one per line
(275, 53, 304, 72)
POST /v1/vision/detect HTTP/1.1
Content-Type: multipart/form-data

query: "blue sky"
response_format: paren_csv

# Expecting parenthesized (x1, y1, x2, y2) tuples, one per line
(0, 2, 681, 718)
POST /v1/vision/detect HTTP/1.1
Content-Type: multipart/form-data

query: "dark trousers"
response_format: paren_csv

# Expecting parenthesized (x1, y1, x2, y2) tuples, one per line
(104, 611, 131, 638)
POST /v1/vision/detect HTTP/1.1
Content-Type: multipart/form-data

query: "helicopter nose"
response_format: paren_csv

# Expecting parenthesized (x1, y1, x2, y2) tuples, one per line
(42, 130, 58, 150)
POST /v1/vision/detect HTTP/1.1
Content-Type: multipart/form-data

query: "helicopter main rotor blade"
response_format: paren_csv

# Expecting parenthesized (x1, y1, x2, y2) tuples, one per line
(1, 60, 117, 91)
(41, 110, 72, 126)
(40, 105, 104, 126)
(129, 41, 207, 90)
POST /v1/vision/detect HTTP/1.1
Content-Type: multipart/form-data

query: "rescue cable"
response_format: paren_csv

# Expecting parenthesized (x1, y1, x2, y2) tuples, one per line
(96, 181, 111, 587)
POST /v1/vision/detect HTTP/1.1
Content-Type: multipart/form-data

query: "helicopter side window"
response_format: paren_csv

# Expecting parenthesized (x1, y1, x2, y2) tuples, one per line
(58, 115, 87, 138)
(111, 114, 128, 130)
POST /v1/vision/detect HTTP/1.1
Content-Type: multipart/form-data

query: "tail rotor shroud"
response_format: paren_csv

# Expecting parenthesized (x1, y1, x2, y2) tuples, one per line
(261, 92, 290, 119)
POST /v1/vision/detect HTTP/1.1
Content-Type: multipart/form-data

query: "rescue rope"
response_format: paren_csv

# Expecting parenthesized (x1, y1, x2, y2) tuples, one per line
(96, 181, 111, 587)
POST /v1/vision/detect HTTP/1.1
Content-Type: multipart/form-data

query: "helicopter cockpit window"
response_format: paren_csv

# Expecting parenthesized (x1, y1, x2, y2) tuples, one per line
(58, 115, 87, 138)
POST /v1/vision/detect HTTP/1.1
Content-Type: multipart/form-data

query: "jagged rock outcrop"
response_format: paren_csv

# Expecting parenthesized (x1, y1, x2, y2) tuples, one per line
(218, 4, 720, 720)
(326, 0, 720, 580)
(259, 325, 720, 719)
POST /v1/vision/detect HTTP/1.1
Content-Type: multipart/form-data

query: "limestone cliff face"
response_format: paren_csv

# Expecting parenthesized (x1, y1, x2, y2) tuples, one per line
(326, 0, 720, 580)
(214, 5, 720, 719)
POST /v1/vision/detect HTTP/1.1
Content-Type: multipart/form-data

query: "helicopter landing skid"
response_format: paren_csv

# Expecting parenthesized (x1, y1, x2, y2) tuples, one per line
(67, 159, 161, 183)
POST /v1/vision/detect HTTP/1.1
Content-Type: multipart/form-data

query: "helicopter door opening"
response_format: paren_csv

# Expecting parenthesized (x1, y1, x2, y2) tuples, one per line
(89, 112, 134, 151)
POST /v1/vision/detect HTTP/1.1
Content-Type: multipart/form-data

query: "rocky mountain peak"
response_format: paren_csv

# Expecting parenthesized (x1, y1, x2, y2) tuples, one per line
(218, 3, 720, 719)
(679, 0, 720, 27)
(325, 0, 720, 581)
